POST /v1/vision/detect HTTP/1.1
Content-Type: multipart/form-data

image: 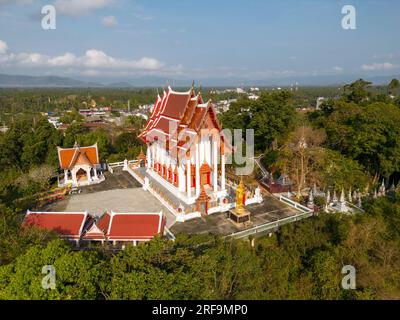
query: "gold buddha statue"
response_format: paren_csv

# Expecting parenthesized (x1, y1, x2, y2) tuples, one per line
(235, 177, 245, 215)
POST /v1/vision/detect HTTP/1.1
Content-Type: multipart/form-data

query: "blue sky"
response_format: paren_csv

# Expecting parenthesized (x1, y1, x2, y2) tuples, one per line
(0, 0, 399, 83)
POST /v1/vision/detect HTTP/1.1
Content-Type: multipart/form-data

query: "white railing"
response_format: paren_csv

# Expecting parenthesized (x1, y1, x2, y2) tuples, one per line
(345, 201, 365, 213)
(225, 209, 314, 239)
(278, 195, 313, 213)
(108, 161, 125, 167)
(164, 227, 176, 241)
(107, 164, 114, 174)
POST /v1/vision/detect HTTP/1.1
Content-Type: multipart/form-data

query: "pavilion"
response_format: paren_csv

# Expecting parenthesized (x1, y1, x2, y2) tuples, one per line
(57, 142, 105, 187)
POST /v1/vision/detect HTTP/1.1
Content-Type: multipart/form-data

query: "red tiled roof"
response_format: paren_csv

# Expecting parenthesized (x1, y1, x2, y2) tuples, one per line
(57, 144, 99, 169)
(107, 211, 165, 240)
(97, 211, 111, 233)
(23, 211, 88, 239)
(82, 221, 106, 240)
(139, 87, 227, 152)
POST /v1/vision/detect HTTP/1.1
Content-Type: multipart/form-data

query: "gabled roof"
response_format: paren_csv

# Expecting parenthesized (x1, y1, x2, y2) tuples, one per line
(23, 210, 88, 239)
(97, 211, 111, 233)
(106, 211, 165, 240)
(82, 221, 106, 240)
(139, 86, 229, 152)
(57, 143, 99, 169)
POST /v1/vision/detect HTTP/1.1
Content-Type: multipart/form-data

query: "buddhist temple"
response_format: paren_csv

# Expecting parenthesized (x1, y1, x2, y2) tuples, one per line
(138, 86, 230, 214)
(57, 142, 105, 187)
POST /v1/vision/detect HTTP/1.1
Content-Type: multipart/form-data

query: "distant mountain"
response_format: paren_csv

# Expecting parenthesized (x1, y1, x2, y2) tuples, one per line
(0, 74, 103, 87)
(107, 81, 134, 88)
(1, 73, 399, 88)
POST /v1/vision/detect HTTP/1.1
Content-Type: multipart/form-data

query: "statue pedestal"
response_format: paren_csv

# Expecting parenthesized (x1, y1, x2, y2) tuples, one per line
(228, 208, 251, 224)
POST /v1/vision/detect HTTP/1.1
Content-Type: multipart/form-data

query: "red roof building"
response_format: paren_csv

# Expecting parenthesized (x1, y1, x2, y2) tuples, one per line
(23, 210, 166, 246)
(99, 211, 165, 242)
(23, 210, 89, 241)
(57, 142, 104, 188)
(138, 86, 230, 214)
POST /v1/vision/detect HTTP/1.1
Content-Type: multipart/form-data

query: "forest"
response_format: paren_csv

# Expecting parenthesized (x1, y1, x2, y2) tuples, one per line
(0, 79, 399, 299)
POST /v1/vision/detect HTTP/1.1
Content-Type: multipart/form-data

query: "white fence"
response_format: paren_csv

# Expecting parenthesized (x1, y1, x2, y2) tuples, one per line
(278, 194, 313, 213)
(107, 160, 139, 174)
(225, 209, 314, 239)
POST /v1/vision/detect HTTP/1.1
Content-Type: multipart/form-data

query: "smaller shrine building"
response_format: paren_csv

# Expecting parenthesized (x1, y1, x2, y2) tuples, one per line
(57, 142, 105, 187)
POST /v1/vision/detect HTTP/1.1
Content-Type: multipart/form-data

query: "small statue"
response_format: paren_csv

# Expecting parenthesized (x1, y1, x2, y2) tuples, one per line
(235, 177, 245, 215)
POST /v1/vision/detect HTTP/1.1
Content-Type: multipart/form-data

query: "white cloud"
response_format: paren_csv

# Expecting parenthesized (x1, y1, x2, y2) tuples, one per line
(361, 62, 399, 71)
(54, 0, 114, 17)
(0, 39, 164, 73)
(0, 39, 8, 54)
(48, 52, 77, 66)
(102, 15, 117, 27)
(333, 66, 343, 72)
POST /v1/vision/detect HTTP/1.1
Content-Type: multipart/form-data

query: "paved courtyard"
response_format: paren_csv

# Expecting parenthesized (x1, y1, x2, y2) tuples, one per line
(170, 194, 299, 236)
(42, 168, 304, 234)
(44, 169, 176, 228)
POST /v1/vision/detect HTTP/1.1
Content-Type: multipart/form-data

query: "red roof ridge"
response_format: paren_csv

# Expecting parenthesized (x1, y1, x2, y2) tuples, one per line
(24, 210, 89, 239)
(168, 85, 192, 95)
(108, 210, 164, 235)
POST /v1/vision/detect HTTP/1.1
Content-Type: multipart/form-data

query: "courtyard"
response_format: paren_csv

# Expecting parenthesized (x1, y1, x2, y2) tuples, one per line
(43, 167, 306, 235)
(44, 168, 176, 228)
(170, 194, 301, 237)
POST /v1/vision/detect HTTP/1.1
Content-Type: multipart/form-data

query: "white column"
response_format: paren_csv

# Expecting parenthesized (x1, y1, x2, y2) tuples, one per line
(86, 168, 92, 182)
(72, 169, 78, 186)
(187, 159, 191, 198)
(200, 139, 204, 164)
(206, 139, 211, 165)
(147, 145, 151, 168)
(221, 153, 226, 191)
(93, 167, 98, 180)
(196, 142, 200, 196)
(178, 165, 185, 192)
(64, 169, 68, 182)
(213, 140, 218, 192)
(152, 144, 156, 169)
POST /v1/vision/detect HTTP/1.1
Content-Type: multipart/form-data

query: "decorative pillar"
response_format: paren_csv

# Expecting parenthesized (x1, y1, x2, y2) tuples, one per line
(178, 165, 185, 192)
(147, 145, 151, 168)
(187, 159, 191, 198)
(86, 168, 92, 182)
(72, 169, 78, 186)
(221, 153, 226, 191)
(206, 139, 211, 165)
(195, 142, 200, 196)
(213, 140, 218, 192)
(152, 144, 156, 170)
(64, 169, 68, 182)
(93, 167, 98, 180)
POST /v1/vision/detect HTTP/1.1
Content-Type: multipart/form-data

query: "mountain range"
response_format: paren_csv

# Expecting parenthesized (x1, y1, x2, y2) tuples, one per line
(0, 73, 398, 88)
